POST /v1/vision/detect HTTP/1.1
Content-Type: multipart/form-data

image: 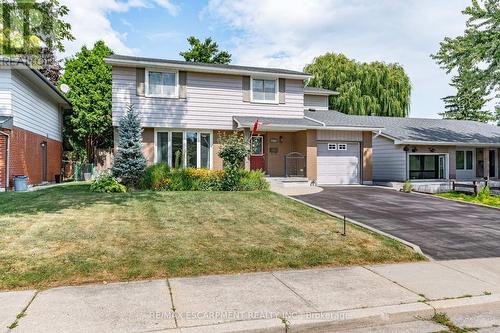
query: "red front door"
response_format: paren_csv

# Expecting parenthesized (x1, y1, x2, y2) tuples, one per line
(250, 136, 265, 171)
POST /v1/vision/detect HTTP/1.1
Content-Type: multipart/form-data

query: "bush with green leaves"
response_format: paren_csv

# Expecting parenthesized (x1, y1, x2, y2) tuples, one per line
(139, 163, 171, 190)
(402, 180, 413, 193)
(478, 184, 490, 200)
(90, 173, 126, 193)
(217, 132, 251, 191)
(237, 170, 269, 191)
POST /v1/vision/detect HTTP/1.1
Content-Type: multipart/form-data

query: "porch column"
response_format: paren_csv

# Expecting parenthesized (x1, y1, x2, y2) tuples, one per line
(306, 130, 317, 181)
(244, 128, 251, 171)
(362, 131, 373, 184)
(483, 148, 490, 179)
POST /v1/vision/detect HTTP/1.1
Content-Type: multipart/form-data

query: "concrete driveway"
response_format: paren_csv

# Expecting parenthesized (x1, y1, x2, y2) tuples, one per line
(293, 186, 500, 260)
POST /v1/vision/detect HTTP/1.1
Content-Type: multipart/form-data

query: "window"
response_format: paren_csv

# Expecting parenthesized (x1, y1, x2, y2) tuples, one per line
(409, 155, 444, 180)
(338, 144, 347, 151)
(156, 131, 212, 169)
(251, 78, 277, 102)
(147, 70, 177, 97)
(251, 136, 263, 155)
(456, 150, 473, 170)
(328, 143, 337, 150)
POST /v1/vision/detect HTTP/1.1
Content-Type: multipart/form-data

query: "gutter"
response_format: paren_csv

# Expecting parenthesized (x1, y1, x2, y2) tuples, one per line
(0, 130, 10, 190)
(394, 140, 500, 147)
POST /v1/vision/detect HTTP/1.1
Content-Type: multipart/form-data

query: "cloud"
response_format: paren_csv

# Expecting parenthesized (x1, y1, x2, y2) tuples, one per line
(204, 0, 471, 117)
(60, 0, 179, 59)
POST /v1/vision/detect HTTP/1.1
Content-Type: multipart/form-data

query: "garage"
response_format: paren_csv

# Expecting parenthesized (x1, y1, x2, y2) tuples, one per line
(317, 142, 360, 185)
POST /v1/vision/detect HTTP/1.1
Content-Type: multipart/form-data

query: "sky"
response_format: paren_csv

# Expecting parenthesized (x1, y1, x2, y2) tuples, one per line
(59, 0, 473, 119)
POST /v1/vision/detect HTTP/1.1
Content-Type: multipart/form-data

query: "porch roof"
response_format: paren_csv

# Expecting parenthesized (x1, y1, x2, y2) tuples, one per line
(233, 115, 384, 131)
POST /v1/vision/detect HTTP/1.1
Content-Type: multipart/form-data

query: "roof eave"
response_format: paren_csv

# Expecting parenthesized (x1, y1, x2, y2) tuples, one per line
(394, 140, 500, 147)
(304, 91, 339, 96)
(105, 58, 313, 80)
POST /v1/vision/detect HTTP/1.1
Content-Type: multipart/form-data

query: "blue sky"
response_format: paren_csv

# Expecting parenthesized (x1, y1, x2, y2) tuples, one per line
(60, 0, 475, 119)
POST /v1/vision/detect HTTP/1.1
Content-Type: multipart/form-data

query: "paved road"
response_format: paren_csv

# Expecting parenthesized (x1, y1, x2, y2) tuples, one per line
(294, 186, 500, 260)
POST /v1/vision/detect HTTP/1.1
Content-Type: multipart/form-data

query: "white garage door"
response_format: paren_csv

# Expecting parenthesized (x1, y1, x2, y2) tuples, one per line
(317, 142, 360, 185)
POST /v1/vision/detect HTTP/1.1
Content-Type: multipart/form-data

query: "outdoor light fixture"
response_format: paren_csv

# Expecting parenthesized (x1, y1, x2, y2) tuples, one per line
(403, 146, 409, 152)
(429, 147, 435, 152)
(412, 147, 418, 153)
(279, 136, 283, 143)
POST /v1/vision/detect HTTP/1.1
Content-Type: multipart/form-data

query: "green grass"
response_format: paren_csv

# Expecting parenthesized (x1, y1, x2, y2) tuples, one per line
(0, 183, 423, 290)
(436, 191, 500, 208)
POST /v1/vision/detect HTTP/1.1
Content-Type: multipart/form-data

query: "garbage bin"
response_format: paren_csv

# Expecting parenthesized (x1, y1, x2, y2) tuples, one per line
(55, 174, 62, 183)
(13, 176, 29, 192)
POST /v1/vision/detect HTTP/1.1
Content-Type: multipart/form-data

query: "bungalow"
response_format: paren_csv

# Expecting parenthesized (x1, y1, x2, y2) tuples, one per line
(0, 61, 71, 191)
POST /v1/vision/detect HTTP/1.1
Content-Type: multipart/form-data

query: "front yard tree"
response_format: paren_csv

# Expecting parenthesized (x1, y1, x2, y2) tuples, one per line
(112, 104, 147, 187)
(59, 40, 113, 162)
(180, 36, 232, 64)
(305, 53, 411, 117)
(218, 132, 251, 191)
(432, 0, 499, 122)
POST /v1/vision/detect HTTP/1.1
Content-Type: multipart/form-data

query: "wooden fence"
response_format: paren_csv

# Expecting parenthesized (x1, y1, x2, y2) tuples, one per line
(451, 180, 500, 195)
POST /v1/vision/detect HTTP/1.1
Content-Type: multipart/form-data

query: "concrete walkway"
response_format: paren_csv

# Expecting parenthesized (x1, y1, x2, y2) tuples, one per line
(2, 258, 500, 333)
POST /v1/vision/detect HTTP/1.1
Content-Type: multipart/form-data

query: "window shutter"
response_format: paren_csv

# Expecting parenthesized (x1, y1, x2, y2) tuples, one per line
(136, 68, 145, 96)
(279, 78, 286, 104)
(242, 76, 251, 102)
(179, 71, 187, 99)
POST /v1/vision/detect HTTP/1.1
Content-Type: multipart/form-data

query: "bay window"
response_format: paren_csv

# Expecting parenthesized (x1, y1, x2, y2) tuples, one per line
(251, 78, 278, 103)
(156, 131, 212, 169)
(146, 70, 177, 97)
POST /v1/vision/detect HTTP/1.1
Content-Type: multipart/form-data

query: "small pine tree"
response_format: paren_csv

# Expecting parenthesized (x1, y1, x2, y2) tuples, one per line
(112, 104, 147, 187)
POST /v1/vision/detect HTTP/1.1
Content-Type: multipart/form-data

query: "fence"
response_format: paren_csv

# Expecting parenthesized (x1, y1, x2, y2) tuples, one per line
(451, 180, 500, 195)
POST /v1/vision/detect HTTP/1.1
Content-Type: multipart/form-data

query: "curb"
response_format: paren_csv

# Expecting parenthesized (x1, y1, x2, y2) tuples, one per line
(284, 195, 431, 260)
(161, 295, 500, 332)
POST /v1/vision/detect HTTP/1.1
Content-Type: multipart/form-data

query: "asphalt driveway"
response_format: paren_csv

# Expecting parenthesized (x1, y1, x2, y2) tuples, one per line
(294, 186, 500, 260)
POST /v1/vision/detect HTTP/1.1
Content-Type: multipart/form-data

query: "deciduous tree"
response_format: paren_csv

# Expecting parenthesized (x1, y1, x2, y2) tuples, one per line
(180, 36, 231, 64)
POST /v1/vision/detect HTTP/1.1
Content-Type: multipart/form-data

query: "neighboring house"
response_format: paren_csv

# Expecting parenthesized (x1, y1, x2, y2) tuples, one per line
(311, 112, 500, 183)
(0, 62, 71, 191)
(106, 55, 381, 185)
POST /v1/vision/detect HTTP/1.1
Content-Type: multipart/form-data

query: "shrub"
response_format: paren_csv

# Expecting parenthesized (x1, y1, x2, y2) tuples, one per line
(139, 163, 171, 190)
(478, 185, 490, 199)
(238, 170, 269, 191)
(402, 180, 413, 193)
(218, 132, 251, 191)
(90, 173, 126, 193)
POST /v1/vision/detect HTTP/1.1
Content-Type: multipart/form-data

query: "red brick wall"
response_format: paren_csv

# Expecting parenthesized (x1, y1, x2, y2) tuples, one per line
(0, 129, 8, 190)
(7, 127, 63, 187)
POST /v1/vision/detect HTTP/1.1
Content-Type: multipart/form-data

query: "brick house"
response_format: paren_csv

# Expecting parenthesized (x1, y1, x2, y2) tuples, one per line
(0, 63, 71, 191)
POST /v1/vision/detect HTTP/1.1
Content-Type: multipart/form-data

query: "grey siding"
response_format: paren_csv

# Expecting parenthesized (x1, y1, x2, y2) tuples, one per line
(112, 66, 305, 129)
(0, 69, 11, 116)
(11, 70, 62, 141)
(304, 94, 328, 111)
(372, 135, 406, 181)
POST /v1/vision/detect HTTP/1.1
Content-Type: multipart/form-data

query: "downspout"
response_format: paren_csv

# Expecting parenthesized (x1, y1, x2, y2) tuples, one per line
(0, 130, 10, 190)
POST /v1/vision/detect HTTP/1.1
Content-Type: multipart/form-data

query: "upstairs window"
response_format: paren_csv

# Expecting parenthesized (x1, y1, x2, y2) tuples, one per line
(251, 78, 277, 103)
(147, 70, 177, 97)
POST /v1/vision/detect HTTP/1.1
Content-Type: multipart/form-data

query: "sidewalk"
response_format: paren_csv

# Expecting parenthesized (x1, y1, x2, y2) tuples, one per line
(2, 258, 500, 333)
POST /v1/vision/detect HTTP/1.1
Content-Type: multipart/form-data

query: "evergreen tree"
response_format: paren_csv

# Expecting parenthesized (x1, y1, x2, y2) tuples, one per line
(112, 104, 147, 187)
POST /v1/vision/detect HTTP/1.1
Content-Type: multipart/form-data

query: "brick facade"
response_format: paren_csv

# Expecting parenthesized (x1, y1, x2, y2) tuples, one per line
(1, 126, 62, 190)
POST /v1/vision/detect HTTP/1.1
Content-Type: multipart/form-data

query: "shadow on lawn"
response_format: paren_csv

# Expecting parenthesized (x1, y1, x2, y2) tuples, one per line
(0, 183, 165, 216)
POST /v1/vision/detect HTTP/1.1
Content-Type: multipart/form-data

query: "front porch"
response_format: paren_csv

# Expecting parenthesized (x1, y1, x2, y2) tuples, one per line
(248, 130, 310, 178)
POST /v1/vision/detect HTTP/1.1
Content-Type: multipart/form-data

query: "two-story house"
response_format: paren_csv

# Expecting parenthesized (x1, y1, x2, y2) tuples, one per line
(106, 55, 382, 185)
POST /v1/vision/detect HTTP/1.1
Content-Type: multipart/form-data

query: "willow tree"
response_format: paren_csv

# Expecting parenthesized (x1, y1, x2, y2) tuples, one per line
(305, 53, 411, 117)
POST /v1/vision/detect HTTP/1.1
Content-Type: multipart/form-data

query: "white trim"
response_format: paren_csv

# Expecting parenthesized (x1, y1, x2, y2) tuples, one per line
(154, 128, 214, 168)
(250, 77, 279, 104)
(327, 143, 337, 150)
(145, 68, 179, 98)
(395, 140, 500, 147)
(337, 143, 347, 151)
(105, 58, 312, 80)
(407, 152, 450, 180)
(304, 115, 325, 126)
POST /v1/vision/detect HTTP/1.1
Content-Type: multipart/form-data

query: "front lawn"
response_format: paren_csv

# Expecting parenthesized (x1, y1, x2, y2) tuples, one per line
(0, 183, 423, 290)
(436, 191, 500, 208)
